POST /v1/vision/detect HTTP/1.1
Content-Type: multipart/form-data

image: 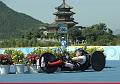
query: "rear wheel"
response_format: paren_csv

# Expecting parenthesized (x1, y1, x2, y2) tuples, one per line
(91, 51, 106, 71)
(40, 53, 58, 73)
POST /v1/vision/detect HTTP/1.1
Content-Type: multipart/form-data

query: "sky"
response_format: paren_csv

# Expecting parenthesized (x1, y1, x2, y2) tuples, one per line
(1, 0, 120, 34)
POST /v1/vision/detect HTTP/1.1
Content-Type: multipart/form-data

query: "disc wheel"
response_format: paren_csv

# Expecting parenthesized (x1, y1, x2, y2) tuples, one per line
(91, 51, 106, 71)
(40, 53, 58, 73)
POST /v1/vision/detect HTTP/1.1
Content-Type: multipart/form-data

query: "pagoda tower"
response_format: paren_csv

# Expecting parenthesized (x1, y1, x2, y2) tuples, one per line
(54, 0, 78, 28)
(48, 0, 78, 33)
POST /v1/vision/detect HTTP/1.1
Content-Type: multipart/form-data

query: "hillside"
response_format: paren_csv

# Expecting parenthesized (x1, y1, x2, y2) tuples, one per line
(0, 1, 47, 40)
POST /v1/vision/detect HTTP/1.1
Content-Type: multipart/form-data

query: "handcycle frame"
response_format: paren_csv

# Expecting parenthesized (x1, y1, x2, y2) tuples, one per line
(39, 50, 106, 73)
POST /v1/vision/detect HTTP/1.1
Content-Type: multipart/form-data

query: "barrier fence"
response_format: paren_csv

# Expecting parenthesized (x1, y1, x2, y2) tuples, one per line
(0, 46, 120, 60)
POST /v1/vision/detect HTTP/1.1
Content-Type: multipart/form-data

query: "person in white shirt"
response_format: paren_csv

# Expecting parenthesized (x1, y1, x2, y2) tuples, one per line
(72, 48, 87, 65)
(61, 37, 67, 51)
(62, 48, 87, 69)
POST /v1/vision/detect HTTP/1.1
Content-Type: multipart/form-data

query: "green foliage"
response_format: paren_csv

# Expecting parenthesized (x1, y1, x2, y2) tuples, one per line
(3, 49, 25, 64)
(0, 1, 47, 40)
(31, 48, 43, 55)
(11, 50, 25, 64)
(81, 23, 119, 45)
(0, 38, 60, 48)
(0, 1, 119, 46)
(4, 49, 14, 55)
(68, 27, 82, 43)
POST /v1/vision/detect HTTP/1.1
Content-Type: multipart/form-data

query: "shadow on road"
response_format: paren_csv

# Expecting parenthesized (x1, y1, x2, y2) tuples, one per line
(105, 66, 116, 68)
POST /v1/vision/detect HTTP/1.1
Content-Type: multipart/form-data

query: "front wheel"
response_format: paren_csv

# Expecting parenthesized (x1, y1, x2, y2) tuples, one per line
(40, 53, 58, 73)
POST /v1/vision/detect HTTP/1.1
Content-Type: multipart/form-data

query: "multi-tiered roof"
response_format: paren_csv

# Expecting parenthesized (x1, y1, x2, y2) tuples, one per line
(48, 0, 78, 32)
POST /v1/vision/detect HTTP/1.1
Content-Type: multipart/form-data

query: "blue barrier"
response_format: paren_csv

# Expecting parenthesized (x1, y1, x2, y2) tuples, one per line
(0, 46, 120, 60)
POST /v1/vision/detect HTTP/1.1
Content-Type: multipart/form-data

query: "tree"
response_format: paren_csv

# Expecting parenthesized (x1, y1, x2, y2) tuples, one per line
(81, 23, 115, 45)
(68, 27, 82, 44)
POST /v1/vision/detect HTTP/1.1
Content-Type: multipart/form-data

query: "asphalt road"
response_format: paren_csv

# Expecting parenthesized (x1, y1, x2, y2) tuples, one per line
(0, 60, 120, 82)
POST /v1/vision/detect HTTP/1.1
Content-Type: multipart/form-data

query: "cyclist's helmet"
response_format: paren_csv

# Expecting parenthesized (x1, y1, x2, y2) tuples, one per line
(75, 48, 85, 55)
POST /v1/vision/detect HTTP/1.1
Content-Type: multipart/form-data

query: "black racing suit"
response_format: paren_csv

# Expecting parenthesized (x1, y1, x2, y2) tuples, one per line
(60, 53, 91, 71)
(79, 53, 91, 71)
